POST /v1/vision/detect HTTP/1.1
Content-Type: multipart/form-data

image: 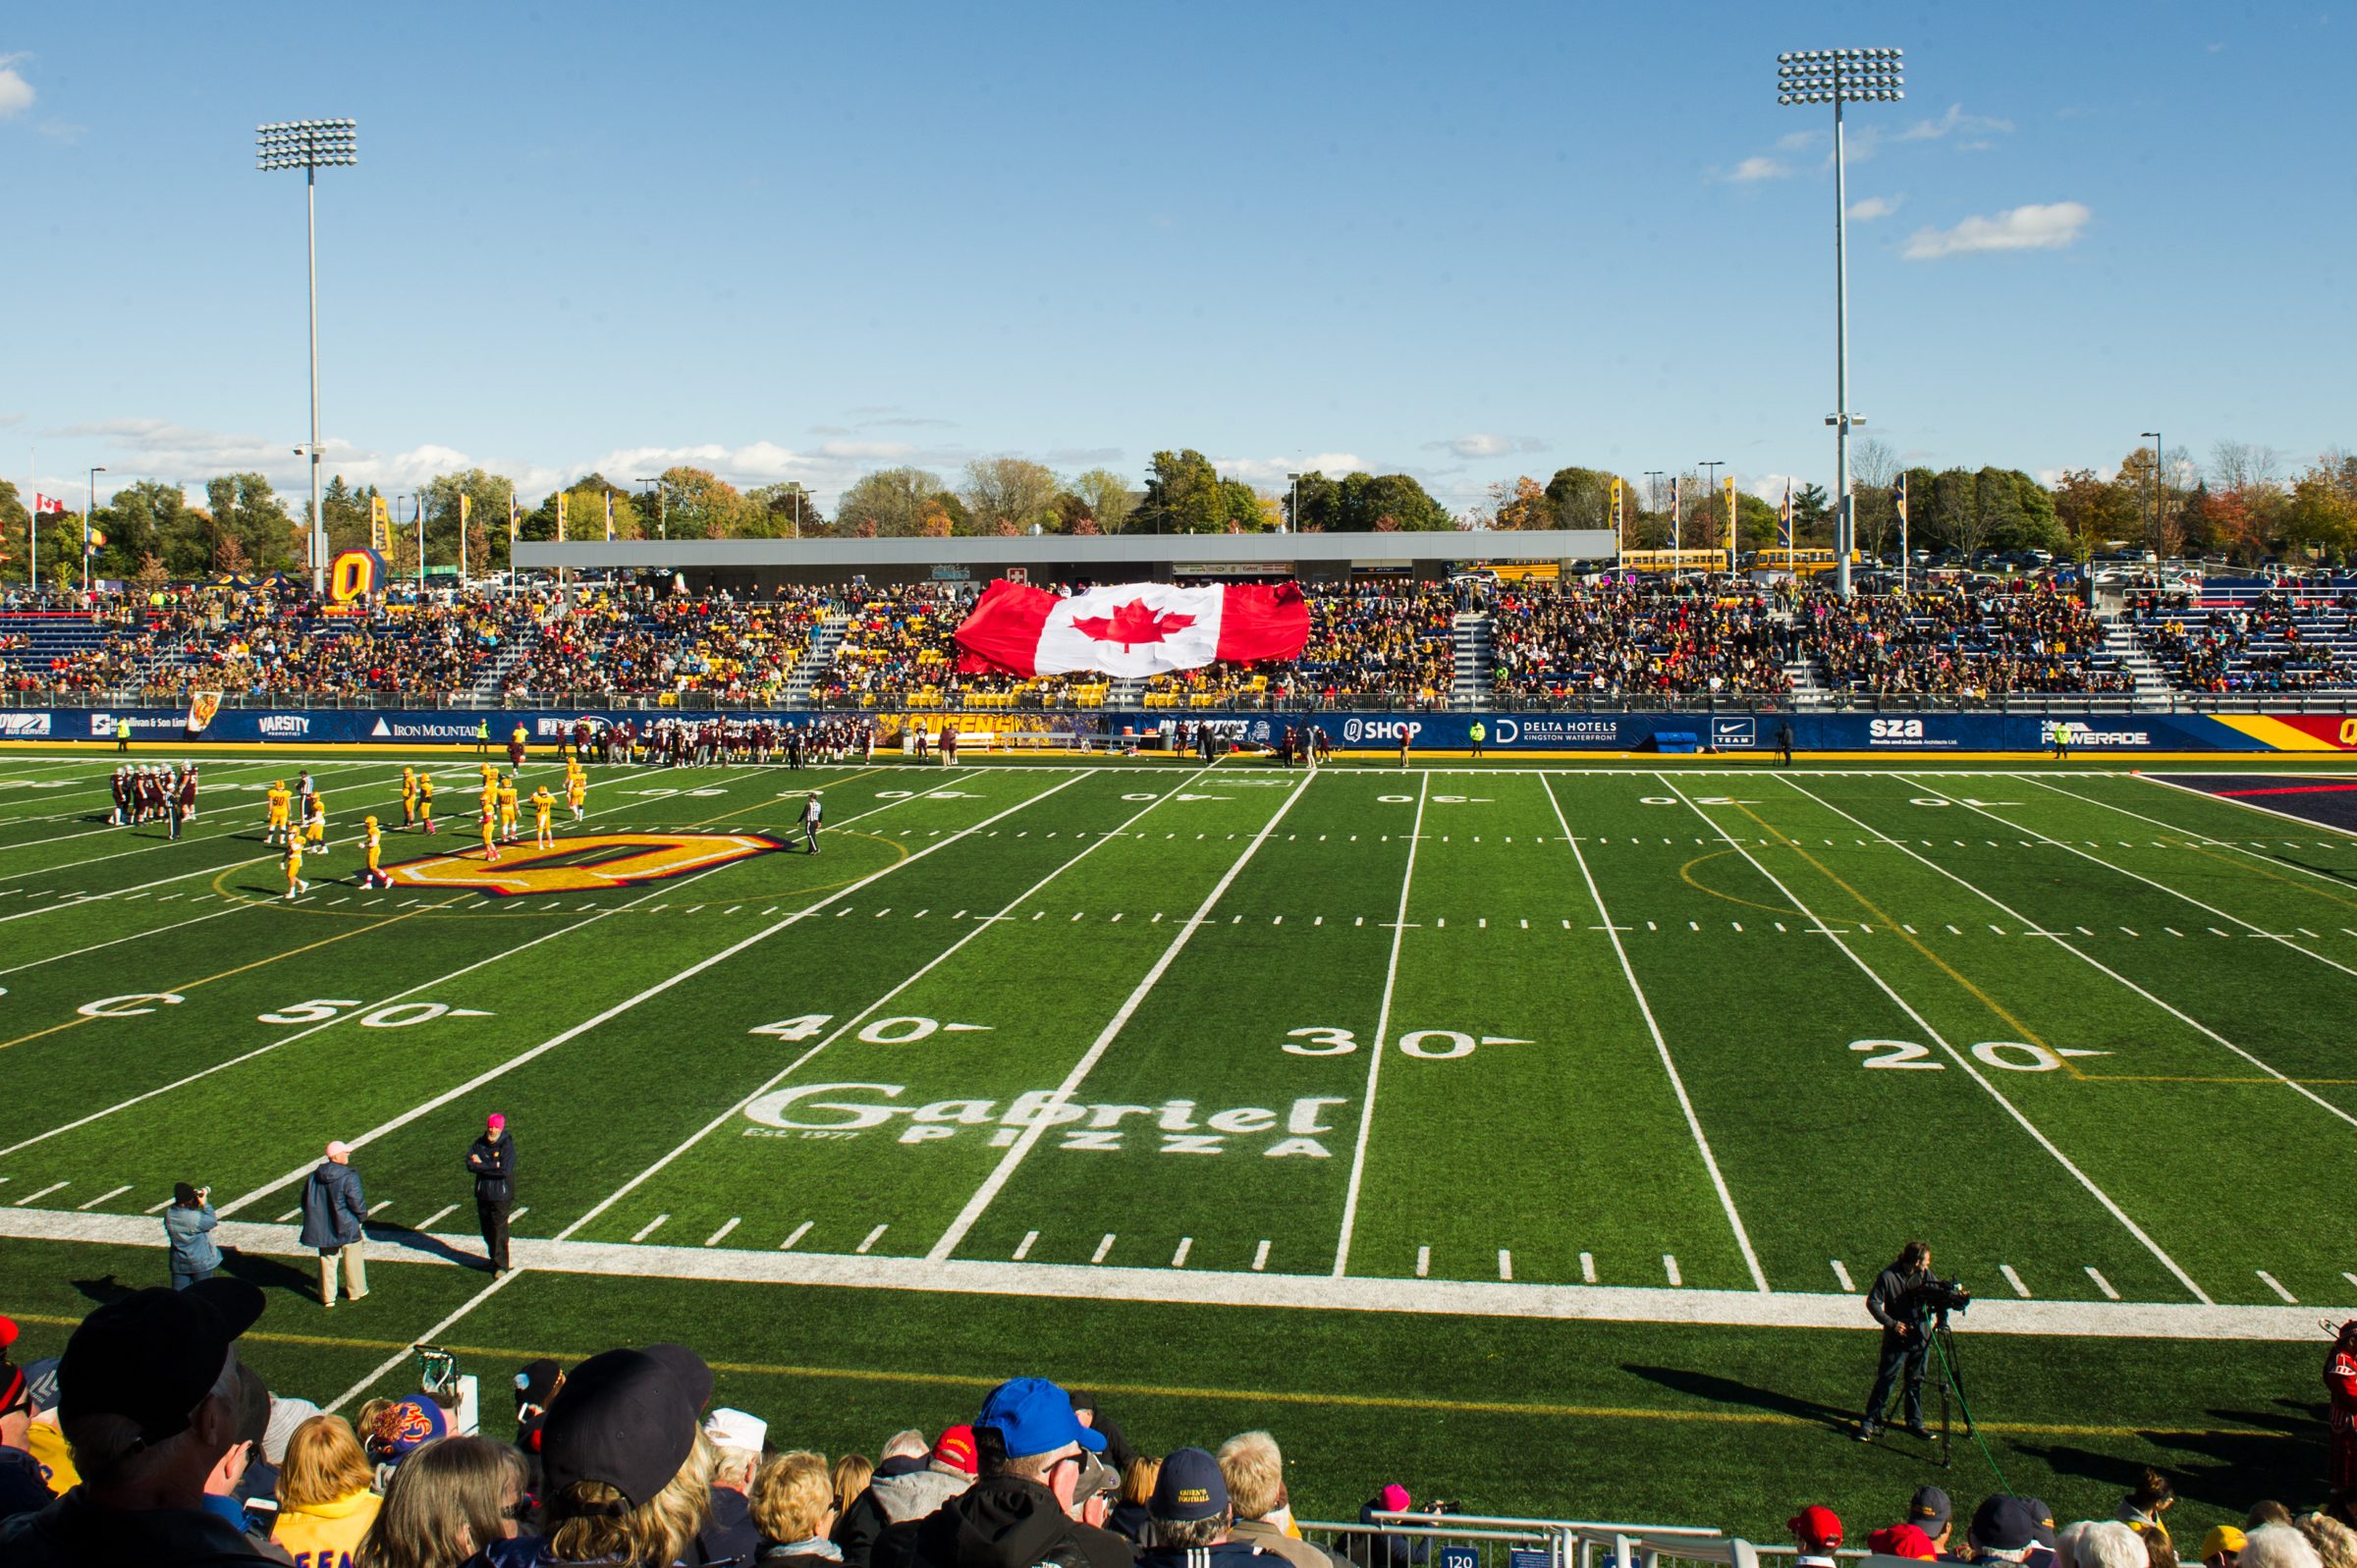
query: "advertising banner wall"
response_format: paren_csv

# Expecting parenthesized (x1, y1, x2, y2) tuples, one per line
(0, 705, 2347, 752)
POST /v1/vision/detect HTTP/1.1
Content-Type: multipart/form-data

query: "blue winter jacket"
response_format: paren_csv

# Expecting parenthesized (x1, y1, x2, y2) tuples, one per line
(298, 1161, 367, 1249)
(163, 1202, 221, 1272)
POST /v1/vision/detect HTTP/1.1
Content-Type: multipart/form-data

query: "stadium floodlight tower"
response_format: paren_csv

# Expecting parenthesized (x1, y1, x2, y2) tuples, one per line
(1777, 48, 1901, 598)
(256, 118, 358, 595)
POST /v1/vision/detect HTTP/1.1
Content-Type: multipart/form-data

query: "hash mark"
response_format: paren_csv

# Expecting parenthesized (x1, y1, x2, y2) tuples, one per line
(1664, 1254, 1682, 1286)
(856, 1224, 888, 1254)
(1251, 1238, 1272, 1271)
(77, 1184, 134, 1211)
(1415, 1246, 1430, 1278)
(418, 1204, 459, 1230)
(2258, 1270, 2297, 1303)
(630, 1214, 669, 1243)
(1579, 1252, 1596, 1283)
(1831, 1260, 1854, 1292)
(1498, 1249, 1513, 1281)
(1091, 1232, 1116, 1264)
(1014, 1230, 1037, 1261)
(2001, 1265, 2031, 1298)
(1172, 1237, 1193, 1268)
(2086, 1266, 2119, 1300)
(781, 1221, 812, 1251)
(705, 1217, 740, 1247)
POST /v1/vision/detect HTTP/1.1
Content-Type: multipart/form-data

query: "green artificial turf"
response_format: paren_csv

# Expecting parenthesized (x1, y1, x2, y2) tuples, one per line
(0, 751, 2351, 1541)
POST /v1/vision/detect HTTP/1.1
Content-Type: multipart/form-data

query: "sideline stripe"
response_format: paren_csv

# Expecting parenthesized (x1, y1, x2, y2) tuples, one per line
(0, 1208, 2333, 1343)
(1545, 775, 1767, 1293)
(933, 772, 1318, 1263)
(1332, 774, 1428, 1276)
(1658, 775, 2214, 1306)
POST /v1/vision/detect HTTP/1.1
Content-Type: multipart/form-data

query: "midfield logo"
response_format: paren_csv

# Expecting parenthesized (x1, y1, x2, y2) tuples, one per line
(386, 832, 785, 897)
(742, 1083, 1345, 1159)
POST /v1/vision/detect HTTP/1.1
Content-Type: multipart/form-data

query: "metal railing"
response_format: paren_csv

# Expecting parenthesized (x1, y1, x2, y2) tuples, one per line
(1300, 1514, 1738, 1568)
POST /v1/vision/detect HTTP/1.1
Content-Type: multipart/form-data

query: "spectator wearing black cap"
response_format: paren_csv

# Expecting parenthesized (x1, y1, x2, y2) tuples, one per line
(514, 1357, 565, 1460)
(875, 1377, 1126, 1568)
(0, 1277, 285, 1565)
(1969, 1497, 2047, 1568)
(0, 1320, 51, 1524)
(200, 1362, 293, 1563)
(1138, 1447, 1263, 1568)
(166, 1181, 223, 1290)
(536, 1345, 717, 1567)
(1069, 1394, 1139, 1475)
(1868, 1486, 1952, 1561)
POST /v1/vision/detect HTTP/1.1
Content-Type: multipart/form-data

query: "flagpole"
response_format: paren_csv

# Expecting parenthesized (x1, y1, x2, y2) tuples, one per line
(26, 447, 33, 592)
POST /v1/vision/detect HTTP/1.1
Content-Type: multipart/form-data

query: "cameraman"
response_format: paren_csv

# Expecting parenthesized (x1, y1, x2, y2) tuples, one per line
(1859, 1241, 1938, 1441)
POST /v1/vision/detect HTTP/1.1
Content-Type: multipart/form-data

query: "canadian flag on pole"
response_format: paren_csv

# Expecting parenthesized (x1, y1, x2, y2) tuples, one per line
(954, 579, 1310, 678)
(32, 494, 66, 515)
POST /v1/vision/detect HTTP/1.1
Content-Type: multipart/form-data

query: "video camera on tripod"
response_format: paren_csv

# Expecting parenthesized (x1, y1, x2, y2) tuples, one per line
(1913, 1276, 1973, 1320)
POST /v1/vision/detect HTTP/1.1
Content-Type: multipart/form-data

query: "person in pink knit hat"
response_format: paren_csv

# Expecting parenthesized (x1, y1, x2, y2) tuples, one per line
(465, 1112, 516, 1275)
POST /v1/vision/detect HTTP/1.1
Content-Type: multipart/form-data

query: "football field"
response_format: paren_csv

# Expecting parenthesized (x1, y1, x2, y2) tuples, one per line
(1, 747, 2351, 1531)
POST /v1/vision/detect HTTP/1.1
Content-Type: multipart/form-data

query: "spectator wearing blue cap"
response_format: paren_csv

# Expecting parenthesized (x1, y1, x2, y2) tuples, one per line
(1969, 1497, 2047, 1568)
(1138, 1447, 1267, 1568)
(873, 1377, 1128, 1568)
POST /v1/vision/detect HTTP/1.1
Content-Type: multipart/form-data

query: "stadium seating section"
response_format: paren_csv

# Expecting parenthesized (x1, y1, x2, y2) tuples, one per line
(3, 574, 2352, 706)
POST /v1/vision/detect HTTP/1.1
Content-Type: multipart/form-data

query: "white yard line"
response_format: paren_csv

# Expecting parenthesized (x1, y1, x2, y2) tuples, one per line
(1658, 774, 2214, 1306)
(1331, 775, 1430, 1276)
(1544, 775, 1769, 1293)
(4, 773, 833, 1162)
(1776, 777, 2357, 1135)
(217, 777, 1080, 1218)
(1911, 779, 2357, 986)
(0, 1205, 2330, 1341)
(932, 773, 1317, 1264)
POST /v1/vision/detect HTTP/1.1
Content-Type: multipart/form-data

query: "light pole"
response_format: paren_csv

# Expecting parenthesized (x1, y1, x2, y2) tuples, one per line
(1642, 470, 1665, 561)
(256, 118, 357, 597)
(1778, 48, 1902, 599)
(2140, 431, 2163, 569)
(84, 466, 106, 596)
(637, 477, 668, 540)
(1699, 460, 1727, 570)
(1287, 472, 1301, 536)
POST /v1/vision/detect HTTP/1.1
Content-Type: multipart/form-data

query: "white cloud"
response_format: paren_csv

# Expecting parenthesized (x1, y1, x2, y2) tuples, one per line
(1846, 195, 1901, 222)
(1903, 201, 2090, 259)
(1421, 433, 1549, 460)
(1897, 104, 2015, 143)
(0, 56, 33, 119)
(1747, 473, 1808, 504)
(1724, 156, 1790, 183)
(1775, 129, 1822, 152)
(1217, 454, 1367, 488)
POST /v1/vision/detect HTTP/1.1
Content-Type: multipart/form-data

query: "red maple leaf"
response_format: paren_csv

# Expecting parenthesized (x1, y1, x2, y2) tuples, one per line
(1070, 599, 1197, 648)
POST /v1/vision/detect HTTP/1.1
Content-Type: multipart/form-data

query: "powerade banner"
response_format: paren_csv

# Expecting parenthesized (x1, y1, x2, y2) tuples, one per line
(0, 706, 2348, 752)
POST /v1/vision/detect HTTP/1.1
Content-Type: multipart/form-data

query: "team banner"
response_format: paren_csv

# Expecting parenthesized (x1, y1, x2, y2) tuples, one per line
(557, 492, 568, 541)
(184, 689, 225, 737)
(1610, 477, 1623, 539)
(603, 491, 615, 541)
(1780, 480, 1793, 548)
(369, 496, 391, 552)
(954, 579, 1310, 678)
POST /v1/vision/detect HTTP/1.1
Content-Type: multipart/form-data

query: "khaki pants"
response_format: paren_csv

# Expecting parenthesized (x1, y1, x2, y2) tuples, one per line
(316, 1242, 367, 1305)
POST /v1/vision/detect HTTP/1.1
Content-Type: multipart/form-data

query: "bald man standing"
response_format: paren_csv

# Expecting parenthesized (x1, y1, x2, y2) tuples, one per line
(297, 1141, 369, 1309)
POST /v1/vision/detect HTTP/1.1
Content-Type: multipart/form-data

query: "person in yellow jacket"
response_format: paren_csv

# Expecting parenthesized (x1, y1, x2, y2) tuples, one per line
(399, 766, 418, 828)
(272, 1412, 382, 1568)
(303, 788, 329, 851)
(497, 775, 521, 842)
(565, 758, 587, 821)
(416, 772, 436, 834)
(264, 780, 293, 845)
(531, 784, 556, 848)
(283, 835, 308, 900)
(358, 815, 391, 890)
(478, 804, 501, 862)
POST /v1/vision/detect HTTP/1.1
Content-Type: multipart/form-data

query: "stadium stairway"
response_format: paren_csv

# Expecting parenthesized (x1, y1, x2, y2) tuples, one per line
(1452, 611, 1493, 710)
(1105, 675, 1147, 708)
(1781, 653, 1831, 708)
(785, 613, 851, 706)
(2097, 609, 2174, 705)
(466, 617, 551, 703)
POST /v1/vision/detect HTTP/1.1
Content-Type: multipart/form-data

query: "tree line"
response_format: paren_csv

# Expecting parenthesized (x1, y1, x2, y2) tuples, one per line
(2, 437, 2349, 589)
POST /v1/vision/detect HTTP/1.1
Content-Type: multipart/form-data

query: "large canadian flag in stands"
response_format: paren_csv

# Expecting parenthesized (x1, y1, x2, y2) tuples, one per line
(954, 579, 1309, 678)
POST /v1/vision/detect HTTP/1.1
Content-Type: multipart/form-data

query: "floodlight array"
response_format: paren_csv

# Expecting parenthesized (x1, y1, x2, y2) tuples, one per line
(1776, 48, 1904, 104)
(256, 119, 358, 171)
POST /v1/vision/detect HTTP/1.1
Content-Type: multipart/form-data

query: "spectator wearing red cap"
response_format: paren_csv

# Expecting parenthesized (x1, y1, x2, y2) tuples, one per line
(1791, 1506, 1842, 1568)
(874, 1378, 1122, 1568)
(0, 1318, 51, 1524)
(466, 1112, 517, 1276)
(0, 1278, 283, 1565)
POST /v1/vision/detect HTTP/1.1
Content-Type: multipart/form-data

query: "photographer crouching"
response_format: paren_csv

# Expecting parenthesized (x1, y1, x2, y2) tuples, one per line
(1859, 1241, 1956, 1442)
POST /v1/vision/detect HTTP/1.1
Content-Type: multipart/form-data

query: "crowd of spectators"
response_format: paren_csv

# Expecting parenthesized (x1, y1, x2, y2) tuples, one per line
(5, 1290, 2353, 1568)
(2129, 592, 2357, 693)
(1489, 577, 1796, 700)
(3, 571, 2349, 706)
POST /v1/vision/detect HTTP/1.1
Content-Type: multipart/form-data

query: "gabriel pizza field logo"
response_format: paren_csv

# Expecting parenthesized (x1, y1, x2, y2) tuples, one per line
(387, 833, 786, 897)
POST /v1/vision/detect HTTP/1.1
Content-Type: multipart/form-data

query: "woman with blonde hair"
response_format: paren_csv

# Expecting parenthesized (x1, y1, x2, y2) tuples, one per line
(754, 1450, 843, 1564)
(537, 1347, 716, 1568)
(356, 1435, 520, 1568)
(830, 1452, 871, 1525)
(1111, 1455, 1161, 1548)
(276, 1414, 383, 1567)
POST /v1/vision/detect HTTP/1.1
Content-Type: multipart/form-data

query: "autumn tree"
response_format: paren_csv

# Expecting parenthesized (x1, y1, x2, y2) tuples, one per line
(1070, 468, 1135, 534)
(836, 467, 942, 537)
(745, 481, 822, 536)
(1130, 451, 1226, 534)
(959, 457, 1063, 536)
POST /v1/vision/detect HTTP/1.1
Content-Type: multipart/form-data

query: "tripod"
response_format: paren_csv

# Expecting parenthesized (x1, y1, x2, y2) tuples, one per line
(1923, 1311, 1975, 1470)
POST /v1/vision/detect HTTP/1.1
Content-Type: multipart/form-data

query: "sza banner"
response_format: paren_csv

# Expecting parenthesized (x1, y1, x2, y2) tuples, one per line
(954, 579, 1309, 678)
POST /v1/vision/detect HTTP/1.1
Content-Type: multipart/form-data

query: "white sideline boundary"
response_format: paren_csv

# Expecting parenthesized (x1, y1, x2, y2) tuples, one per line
(0, 1206, 2334, 1341)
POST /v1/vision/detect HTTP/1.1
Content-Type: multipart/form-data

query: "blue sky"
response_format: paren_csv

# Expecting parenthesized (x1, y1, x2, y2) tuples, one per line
(4, 2, 2350, 517)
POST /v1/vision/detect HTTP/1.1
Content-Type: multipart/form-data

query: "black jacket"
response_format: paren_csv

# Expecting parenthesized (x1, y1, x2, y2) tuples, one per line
(467, 1133, 516, 1206)
(875, 1474, 1129, 1568)
(837, 1456, 930, 1568)
(697, 1484, 761, 1565)
(1866, 1261, 1933, 1342)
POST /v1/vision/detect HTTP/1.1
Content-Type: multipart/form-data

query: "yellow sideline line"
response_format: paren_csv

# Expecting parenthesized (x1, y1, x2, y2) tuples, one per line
(0, 1311, 2297, 1441)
